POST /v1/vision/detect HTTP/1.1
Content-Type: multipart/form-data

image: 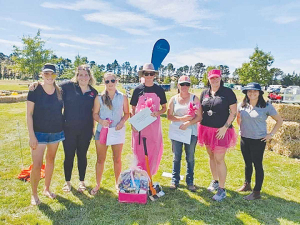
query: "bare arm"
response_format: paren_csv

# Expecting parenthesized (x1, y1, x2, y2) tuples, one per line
(262, 114, 283, 141)
(93, 96, 110, 127)
(116, 95, 130, 130)
(167, 96, 193, 122)
(237, 111, 241, 127)
(27, 101, 38, 150)
(216, 103, 237, 139)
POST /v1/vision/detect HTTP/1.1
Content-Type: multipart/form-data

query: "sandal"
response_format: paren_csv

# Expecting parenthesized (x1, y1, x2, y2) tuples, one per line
(31, 196, 41, 206)
(90, 187, 99, 196)
(43, 190, 56, 199)
(62, 182, 71, 192)
(78, 182, 86, 193)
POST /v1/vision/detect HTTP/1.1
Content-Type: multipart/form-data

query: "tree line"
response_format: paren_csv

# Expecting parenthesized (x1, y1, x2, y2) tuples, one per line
(0, 31, 299, 86)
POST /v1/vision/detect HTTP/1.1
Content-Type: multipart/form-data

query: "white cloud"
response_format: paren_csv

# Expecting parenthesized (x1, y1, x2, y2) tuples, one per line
(0, 39, 22, 47)
(261, 2, 300, 24)
(169, 47, 253, 71)
(41, 0, 111, 11)
(41, 0, 174, 35)
(273, 16, 298, 24)
(290, 59, 300, 65)
(58, 43, 89, 49)
(20, 21, 68, 31)
(42, 33, 113, 46)
(127, 0, 216, 29)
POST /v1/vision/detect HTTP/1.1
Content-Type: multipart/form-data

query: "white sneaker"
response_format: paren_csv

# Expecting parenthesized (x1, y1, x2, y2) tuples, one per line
(207, 180, 219, 192)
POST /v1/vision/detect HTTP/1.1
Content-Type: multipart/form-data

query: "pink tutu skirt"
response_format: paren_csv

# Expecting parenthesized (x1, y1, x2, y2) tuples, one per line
(197, 124, 237, 153)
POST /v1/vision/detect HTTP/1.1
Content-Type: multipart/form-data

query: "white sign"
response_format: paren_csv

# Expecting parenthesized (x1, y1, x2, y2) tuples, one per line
(106, 126, 126, 145)
(168, 123, 192, 144)
(129, 107, 157, 132)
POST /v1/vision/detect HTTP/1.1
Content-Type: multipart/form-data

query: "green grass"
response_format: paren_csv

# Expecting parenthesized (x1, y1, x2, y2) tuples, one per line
(0, 84, 300, 225)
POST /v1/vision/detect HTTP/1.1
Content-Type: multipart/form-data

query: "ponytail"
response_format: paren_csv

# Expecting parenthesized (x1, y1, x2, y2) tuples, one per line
(101, 90, 113, 110)
(54, 81, 62, 100)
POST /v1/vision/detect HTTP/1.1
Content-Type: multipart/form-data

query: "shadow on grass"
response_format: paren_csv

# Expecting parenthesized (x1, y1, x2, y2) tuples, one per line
(37, 185, 300, 225)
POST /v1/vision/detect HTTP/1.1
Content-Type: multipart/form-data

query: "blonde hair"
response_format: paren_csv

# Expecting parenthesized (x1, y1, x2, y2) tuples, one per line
(71, 64, 96, 86)
(54, 81, 62, 100)
(101, 72, 118, 110)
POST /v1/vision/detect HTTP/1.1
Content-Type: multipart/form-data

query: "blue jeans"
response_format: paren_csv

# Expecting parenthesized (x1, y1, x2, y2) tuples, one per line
(171, 135, 197, 186)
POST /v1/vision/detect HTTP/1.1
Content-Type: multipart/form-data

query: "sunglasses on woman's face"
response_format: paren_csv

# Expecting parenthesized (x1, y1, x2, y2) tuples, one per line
(179, 82, 190, 87)
(105, 79, 116, 84)
(144, 72, 155, 76)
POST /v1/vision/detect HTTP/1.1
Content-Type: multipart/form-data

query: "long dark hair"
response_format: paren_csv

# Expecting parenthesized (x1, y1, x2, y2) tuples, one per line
(241, 91, 267, 108)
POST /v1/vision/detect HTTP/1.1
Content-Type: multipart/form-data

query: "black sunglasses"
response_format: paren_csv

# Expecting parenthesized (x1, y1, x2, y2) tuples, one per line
(144, 72, 155, 76)
(179, 82, 190, 87)
(105, 79, 116, 84)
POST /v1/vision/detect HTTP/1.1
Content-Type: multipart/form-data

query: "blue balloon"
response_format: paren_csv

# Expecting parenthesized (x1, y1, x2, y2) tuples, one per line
(151, 39, 170, 71)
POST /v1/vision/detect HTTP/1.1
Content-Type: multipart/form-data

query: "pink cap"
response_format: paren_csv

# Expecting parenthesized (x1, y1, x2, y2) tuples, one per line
(178, 75, 191, 84)
(208, 69, 221, 79)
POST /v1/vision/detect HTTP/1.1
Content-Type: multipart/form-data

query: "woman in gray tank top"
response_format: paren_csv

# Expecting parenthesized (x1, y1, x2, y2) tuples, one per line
(167, 75, 202, 192)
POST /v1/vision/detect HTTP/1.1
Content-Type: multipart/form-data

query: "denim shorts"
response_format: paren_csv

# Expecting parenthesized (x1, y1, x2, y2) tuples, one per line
(94, 131, 100, 141)
(35, 131, 65, 144)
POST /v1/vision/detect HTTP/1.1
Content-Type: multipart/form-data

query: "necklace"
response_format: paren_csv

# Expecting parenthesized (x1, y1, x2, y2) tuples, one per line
(207, 94, 216, 117)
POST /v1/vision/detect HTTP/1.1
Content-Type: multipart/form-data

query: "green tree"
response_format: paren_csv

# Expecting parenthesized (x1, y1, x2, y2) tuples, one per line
(194, 62, 206, 80)
(190, 75, 198, 85)
(218, 65, 230, 82)
(11, 30, 54, 80)
(236, 47, 275, 85)
(92, 65, 104, 83)
(74, 55, 88, 68)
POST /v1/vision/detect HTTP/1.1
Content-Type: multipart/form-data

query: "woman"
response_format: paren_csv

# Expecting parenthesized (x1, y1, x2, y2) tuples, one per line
(61, 65, 98, 192)
(167, 75, 202, 191)
(130, 63, 167, 175)
(91, 72, 129, 195)
(198, 69, 237, 201)
(30, 65, 98, 193)
(27, 63, 64, 205)
(237, 82, 282, 200)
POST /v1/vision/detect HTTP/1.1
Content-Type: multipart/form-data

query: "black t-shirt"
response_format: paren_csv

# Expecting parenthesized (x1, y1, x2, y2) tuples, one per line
(27, 84, 64, 133)
(60, 81, 98, 130)
(130, 84, 167, 106)
(200, 86, 237, 128)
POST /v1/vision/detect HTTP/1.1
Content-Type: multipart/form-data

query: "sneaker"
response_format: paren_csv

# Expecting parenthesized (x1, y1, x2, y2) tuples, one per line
(207, 180, 219, 192)
(212, 187, 226, 202)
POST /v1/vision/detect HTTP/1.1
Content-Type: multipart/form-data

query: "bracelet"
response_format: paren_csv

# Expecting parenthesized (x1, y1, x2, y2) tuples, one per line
(270, 133, 274, 137)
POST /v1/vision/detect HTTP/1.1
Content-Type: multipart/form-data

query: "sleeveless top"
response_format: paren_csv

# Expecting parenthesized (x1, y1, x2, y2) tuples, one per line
(172, 94, 198, 136)
(96, 90, 124, 132)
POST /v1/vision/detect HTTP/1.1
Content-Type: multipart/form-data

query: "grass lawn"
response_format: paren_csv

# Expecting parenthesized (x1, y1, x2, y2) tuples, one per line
(0, 83, 299, 225)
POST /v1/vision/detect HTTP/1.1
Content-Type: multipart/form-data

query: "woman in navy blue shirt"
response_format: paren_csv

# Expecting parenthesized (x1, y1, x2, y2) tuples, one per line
(27, 64, 64, 205)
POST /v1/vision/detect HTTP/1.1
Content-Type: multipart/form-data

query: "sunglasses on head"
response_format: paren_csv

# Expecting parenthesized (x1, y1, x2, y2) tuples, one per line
(179, 82, 190, 87)
(105, 79, 116, 84)
(144, 72, 155, 76)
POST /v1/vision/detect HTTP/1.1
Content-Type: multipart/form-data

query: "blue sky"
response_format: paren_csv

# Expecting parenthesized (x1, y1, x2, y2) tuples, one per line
(0, 0, 300, 74)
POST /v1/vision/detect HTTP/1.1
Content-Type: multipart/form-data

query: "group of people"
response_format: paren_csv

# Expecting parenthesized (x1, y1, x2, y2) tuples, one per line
(27, 62, 283, 205)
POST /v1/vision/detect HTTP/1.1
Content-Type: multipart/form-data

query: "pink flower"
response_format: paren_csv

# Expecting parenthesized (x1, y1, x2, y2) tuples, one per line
(187, 102, 199, 117)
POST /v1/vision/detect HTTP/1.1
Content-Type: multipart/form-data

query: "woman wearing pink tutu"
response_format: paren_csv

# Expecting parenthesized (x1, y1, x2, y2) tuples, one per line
(198, 69, 237, 201)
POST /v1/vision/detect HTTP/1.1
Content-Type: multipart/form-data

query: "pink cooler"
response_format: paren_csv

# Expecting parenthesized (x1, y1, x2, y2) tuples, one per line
(118, 192, 147, 204)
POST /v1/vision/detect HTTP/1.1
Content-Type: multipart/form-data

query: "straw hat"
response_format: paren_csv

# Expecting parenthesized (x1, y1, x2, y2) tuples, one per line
(138, 63, 159, 77)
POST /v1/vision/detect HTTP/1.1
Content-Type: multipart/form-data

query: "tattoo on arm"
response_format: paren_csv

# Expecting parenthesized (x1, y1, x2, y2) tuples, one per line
(225, 113, 237, 128)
